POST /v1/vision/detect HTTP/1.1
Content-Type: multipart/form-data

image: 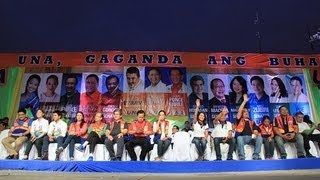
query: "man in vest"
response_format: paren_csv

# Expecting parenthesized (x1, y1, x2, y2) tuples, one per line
(105, 108, 128, 161)
(235, 94, 262, 160)
(126, 110, 153, 161)
(2, 109, 32, 159)
(273, 106, 305, 159)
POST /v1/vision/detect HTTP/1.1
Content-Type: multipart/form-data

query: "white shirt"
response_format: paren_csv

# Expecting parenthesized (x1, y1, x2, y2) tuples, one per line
(39, 92, 60, 102)
(31, 118, 49, 137)
(145, 81, 168, 93)
(297, 121, 311, 133)
(193, 122, 208, 138)
(212, 121, 233, 138)
(48, 120, 68, 138)
(288, 93, 308, 102)
(153, 121, 172, 139)
(166, 83, 187, 93)
(127, 79, 144, 93)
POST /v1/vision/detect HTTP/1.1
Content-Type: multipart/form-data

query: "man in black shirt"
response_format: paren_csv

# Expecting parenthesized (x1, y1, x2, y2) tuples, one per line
(235, 94, 262, 160)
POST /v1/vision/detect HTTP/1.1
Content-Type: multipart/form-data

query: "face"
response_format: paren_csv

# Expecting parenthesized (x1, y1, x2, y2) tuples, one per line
(107, 77, 119, 92)
(113, 111, 121, 120)
(172, 126, 178, 134)
(291, 80, 302, 95)
(137, 113, 145, 122)
(192, 80, 204, 94)
(148, 69, 161, 85)
(251, 79, 264, 94)
(198, 112, 205, 122)
(296, 114, 304, 123)
(220, 115, 227, 122)
(94, 113, 103, 122)
(263, 118, 270, 126)
(158, 111, 165, 121)
(232, 79, 243, 94)
(27, 78, 40, 93)
(126, 73, 139, 88)
(52, 113, 60, 122)
(65, 77, 77, 93)
(212, 80, 225, 98)
(242, 108, 249, 119)
(279, 107, 288, 116)
(18, 112, 26, 120)
(185, 121, 190, 128)
(170, 70, 182, 84)
(46, 78, 58, 92)
(76, 113, 83, 121)
(36, 110, 44, 119)
(271, 79, 279, 93)
(85, 76, 98, 93)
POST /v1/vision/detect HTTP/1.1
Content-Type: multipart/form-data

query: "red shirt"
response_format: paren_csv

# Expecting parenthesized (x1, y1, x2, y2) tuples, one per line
(128, 120, 152, 137)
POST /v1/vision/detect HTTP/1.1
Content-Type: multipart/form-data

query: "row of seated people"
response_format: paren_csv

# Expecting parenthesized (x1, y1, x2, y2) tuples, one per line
(1, 94, 320, 161)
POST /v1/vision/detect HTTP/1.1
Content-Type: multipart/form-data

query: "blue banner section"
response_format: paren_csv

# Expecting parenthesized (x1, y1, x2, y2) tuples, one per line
(0, 159, 320, 173)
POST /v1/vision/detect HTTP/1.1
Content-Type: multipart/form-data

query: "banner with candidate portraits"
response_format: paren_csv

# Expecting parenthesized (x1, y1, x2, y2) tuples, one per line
(19, 69, 311, 128)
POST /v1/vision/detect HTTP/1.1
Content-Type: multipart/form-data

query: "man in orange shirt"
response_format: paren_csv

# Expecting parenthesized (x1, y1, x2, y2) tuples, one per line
(80, 74, 101, 124)
(126, 110, 153, 161)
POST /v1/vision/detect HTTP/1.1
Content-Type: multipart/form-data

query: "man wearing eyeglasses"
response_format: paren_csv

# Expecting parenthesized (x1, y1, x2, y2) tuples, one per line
(1, 109, 32, 159)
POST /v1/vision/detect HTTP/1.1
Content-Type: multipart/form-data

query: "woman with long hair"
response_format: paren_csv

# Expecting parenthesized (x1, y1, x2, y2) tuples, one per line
(55, 111, 88, 160)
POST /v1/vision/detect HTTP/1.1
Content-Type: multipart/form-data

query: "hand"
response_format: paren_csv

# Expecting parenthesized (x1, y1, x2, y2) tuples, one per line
(49, 137, 54, 142)
(161, 137, 167, 141)
(108, 135, 114, 141)
(288, 133, 295, 140)
(268, 137, 272, 142)
(117, 133, 123, 138)
(196, 99, 201, 108)
(275, 87, 280, 98)
(243, 94, 249, 102)
(222, 137, 227, 143)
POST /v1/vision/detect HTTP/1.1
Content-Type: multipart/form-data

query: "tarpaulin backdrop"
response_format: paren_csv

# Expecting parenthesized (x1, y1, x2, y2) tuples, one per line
(0, 51, 319, 127)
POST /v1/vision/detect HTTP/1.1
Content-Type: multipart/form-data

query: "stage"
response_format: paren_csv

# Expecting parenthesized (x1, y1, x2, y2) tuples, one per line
(0, 158, 319, 173)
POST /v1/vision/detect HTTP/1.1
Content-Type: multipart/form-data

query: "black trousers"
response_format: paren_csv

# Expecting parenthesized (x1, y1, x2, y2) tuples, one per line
(125, 137, 152, 161)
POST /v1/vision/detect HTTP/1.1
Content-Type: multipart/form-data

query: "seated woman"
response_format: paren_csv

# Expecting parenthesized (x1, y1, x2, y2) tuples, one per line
(259, 115, 275, 159)
(76, 112, 107, 161)
(56, 111, 88, 160)
(22, 109, 49, 160)
(192, 99, 209, 161)
(153, 110, 172, 161)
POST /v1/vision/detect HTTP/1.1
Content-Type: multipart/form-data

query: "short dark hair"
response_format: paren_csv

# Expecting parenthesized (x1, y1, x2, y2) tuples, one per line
(65, 74, 78, 85)
(210, 78, 224, 89)
(106, 75, 119, 86)
(173, 125, 179, 131)
(190, 75, 205, 88)
(170, 68, 183, 76)
(290, 76, 302, 85)
(113, 108, 122, 115)
(136, 110, 145, 116)
(86, 74, 99, 84)
(261, 115, 271, 124)
(18, 108, 26, 114)
(52, 110, 62, 117)
(250, 76, 264, 89)
(126, 67, 140, 78)
(278, 105, 287, 112)
(295, 111, 304, 116)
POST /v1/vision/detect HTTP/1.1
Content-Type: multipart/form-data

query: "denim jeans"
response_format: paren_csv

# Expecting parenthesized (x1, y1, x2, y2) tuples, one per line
(262, 137, 275, 158)
(237, 135, 262, 159)
(274, 134, 305, 158)
(156, 139, 171, 157)
(214, 137, 235, 159)
(192, 137, 207, 157)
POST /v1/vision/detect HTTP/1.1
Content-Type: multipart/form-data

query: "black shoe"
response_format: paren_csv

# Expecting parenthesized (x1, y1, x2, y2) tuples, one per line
(42, 152, 48, 160)
(227, 157, 233, 160)
(298, 155, 306, 158)
(215, 158, 222, 161)
(5, 155, 14, 159)
(13, 154, 19, 160)
(116, 157, 122, 161)
(306, 153, 316, 158)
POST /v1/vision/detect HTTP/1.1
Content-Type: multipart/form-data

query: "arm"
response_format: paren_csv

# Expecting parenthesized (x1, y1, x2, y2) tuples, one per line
(144, 121, 154, 136)
(236, 94, 249, 120)
(128, 122, 136, 135)
(193, 99, 200, 124)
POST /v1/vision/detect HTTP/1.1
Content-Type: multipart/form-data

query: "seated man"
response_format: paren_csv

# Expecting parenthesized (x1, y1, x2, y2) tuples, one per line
(212, 106, 235, 160)
(105, 108, 128, 161)
(273, 106, 305, 159)
(296, 112, 320, 158)
(126, 110, 153, 161)
(2, 109, 32, 159)
(235, 94, 262, 160)
(42, 110, 68, 160)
